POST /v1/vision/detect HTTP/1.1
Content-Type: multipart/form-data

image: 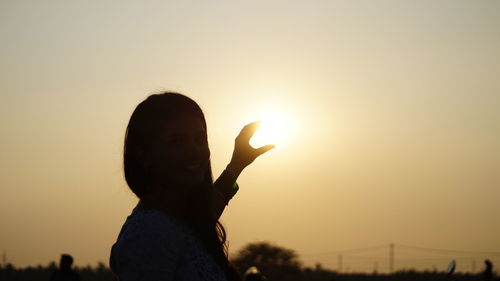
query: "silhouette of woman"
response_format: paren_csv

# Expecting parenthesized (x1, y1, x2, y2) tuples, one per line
(109, 92, 274, 281)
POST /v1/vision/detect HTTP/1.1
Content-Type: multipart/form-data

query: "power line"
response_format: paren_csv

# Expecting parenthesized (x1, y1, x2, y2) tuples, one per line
(395, 244, 500, 256)
(300, 243, 500, 273)
(300, 244, 389, 257)
(301, 243, 500, 257)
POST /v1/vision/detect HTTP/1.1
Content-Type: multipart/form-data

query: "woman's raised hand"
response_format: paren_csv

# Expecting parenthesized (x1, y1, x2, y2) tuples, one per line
(227, 121, 275, 176)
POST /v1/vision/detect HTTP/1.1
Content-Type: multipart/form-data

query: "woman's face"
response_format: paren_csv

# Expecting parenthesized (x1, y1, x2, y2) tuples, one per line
(148, 115, 210, 192)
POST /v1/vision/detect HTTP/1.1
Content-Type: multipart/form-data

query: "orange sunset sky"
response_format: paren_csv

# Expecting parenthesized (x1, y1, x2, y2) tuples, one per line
(1, 0, 499, 273)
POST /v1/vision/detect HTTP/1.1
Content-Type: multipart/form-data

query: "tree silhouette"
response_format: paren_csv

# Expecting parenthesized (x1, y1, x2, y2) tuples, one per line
(232, 242, 303, 281)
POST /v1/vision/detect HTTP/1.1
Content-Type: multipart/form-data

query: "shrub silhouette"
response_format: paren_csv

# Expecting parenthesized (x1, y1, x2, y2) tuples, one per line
(232, 241, 303, 281)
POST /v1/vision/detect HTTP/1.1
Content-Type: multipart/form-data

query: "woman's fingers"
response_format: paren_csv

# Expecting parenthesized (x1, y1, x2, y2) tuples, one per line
(237, 121, 262, 142)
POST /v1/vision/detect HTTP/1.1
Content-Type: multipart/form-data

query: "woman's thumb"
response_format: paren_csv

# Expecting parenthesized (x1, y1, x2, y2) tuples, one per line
(256, 144, 275, 156)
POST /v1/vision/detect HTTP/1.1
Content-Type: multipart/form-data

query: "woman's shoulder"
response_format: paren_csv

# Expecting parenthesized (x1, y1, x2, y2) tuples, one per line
(116, 207, 188, 244)
(111, 208, 189, 259)
(110, 208, 189, 276)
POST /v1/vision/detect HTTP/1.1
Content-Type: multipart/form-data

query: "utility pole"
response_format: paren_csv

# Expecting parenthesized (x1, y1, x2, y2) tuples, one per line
(338, 254, 343, 273)
(389, 243, 394, 274)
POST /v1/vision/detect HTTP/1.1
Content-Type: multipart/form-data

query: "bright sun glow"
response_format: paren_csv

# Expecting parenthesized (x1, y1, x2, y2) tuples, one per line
(249, 112, 289, 149)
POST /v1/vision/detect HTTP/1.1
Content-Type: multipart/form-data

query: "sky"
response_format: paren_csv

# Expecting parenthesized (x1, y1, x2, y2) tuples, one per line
(1, 0, 499, 273)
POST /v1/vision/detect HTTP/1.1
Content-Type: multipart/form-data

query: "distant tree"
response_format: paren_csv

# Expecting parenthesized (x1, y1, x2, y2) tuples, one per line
(232, 241, 303, 281)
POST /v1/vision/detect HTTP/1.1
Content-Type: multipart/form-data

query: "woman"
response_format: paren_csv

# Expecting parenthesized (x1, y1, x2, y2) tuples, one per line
(109, 92, 274, 281)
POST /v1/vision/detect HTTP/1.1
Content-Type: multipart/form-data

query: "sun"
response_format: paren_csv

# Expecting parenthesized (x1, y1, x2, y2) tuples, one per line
(249, 112, 289, 149)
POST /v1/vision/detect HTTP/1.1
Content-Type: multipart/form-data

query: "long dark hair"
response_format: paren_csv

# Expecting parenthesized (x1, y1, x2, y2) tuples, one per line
(123, 92, 240, 281)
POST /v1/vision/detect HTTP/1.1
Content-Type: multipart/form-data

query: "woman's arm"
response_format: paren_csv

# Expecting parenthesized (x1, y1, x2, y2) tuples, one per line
(212, 163, 243, 219)
(211, 121, 274, 219)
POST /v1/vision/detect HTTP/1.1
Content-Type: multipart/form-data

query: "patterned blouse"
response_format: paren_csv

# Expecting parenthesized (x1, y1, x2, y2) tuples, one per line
(110, 207, 227, 281)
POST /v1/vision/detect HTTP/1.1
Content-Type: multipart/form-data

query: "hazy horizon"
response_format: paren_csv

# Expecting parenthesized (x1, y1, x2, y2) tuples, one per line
(1, 0, 499, 273)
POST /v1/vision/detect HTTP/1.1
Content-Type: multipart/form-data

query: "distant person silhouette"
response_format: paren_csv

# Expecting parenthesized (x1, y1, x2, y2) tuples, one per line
(49, 254, 80, 281)
(109, 92, 274, 281)
(484, 259, 493, 281)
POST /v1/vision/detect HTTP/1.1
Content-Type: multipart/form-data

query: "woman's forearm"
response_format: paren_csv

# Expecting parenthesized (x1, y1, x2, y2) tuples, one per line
(212, 164, 243, 219)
